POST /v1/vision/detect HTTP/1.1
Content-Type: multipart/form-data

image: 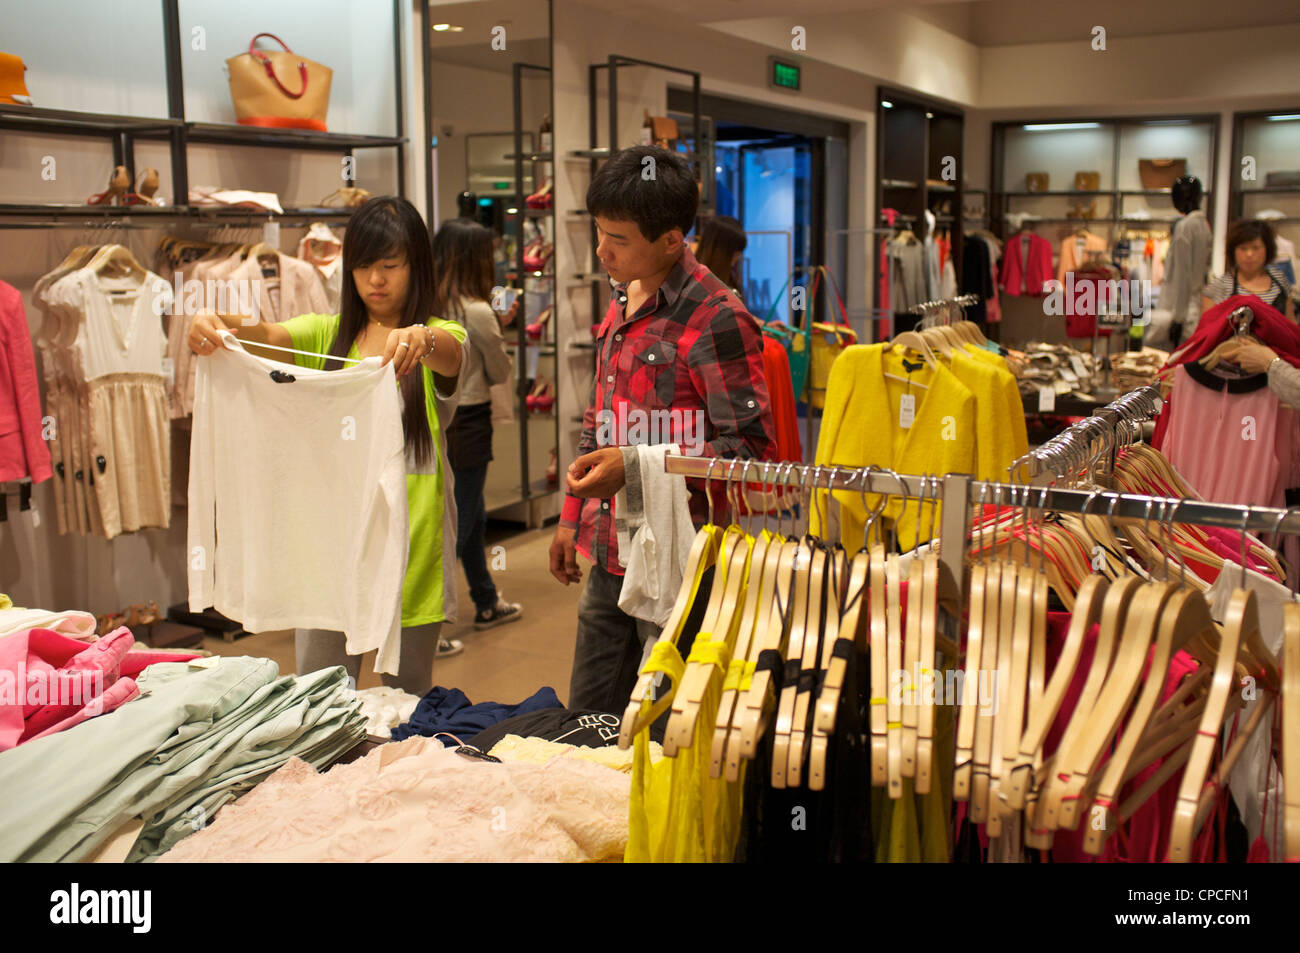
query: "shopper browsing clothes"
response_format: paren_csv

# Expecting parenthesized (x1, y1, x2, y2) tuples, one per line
(1201, 219, 1295, 320)
(187, 196, 470, 693)
(550, 145, 776, 713)
(432, 217, 524, 630)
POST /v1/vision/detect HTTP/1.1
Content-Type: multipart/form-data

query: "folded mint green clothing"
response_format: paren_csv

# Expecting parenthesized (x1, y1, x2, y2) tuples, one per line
(0, 657, 363, 863)
(132, 693, 365, 862)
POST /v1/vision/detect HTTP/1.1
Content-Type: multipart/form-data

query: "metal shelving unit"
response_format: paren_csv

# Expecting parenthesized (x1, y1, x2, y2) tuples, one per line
(0, 0, 409, 223)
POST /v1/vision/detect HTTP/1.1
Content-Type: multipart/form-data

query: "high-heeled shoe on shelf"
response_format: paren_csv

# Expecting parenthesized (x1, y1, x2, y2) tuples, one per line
(526, 306, 553, 341)
(525, 377, 554, 413)
(525, 179, 553, 209)
(522, 239, 553, 272)
(135, 168, 161, 205)
(87, 165, 131, 206)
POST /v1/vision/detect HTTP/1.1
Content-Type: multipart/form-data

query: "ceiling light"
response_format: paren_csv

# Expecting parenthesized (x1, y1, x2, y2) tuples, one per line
(1266, 114, 1300, 122)
(1022, 122, 1102, 132)
(432, 23, 451, 31)
(881, 101, 894, 109)
(448, 25, 464, 32)
(926, 112, 934, 119)
(506, 207, 518, 214)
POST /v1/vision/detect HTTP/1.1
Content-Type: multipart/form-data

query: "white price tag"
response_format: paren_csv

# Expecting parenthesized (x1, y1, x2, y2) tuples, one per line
(1038, 387, 1056, 413)
(1059, 367, 1078, 385)
(188, 656, 221, 669)
(899, 392, 916, 429)
(261, 220, 280, 249)
(1069, 355, 1088, 378)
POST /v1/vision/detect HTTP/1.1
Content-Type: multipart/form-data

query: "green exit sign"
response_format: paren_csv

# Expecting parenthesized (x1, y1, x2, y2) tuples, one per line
(770, 57, 801, 92)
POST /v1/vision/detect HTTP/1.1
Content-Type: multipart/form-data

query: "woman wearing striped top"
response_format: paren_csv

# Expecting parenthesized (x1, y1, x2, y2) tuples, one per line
(1200, 219, 1294, 320)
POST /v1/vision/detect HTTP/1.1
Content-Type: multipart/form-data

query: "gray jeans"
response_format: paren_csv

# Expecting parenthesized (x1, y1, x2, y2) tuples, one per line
(567, 564, 663, 712)
(295, 623, 441, 697)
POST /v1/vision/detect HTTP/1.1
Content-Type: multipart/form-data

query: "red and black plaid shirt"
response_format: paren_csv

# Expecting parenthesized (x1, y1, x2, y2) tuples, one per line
(560, 246, 777, 575)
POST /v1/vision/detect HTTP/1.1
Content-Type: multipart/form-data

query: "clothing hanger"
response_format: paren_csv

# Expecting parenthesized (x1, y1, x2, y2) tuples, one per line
(619, 461, 725, 749)
(789, 470, 844, 786)
(810, 468, 887, 787)
(735, 463, 803, 763)
(955, 482, 993, 803)
(217, 333, 363, 366)
(970, 486, 1008, 823)
(985, 493, 1025, 835)
(710, 463, 775, 778)
(664, 462, 751, 757)
(87, 243, 146, 282)
(1284, 601, 1300, 860)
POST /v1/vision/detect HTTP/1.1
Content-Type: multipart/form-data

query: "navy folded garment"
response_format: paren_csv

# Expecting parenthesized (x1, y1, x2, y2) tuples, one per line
(390, 685, 563, 743)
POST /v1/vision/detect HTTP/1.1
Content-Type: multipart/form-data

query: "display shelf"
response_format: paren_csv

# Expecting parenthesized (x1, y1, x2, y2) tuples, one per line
(0, 104, 181, 135)
(505, 270, 554, 280)
(503, 152, 554, 161)
(184, 122, 405, 151)
(882, 179, 919, 189)
(522, 208, 553, 218)
(569, 273, 607, 283)
(0, 203, 185, 218)
(570, 147, 611, 158)
(1240, 187, 1300, 194)
(927, 183, 957, 193)
(568, 341, 598, 351)
(1005, 189, 1117, 197)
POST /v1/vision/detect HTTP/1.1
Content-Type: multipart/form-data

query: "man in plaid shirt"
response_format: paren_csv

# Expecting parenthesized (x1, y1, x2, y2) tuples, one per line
(549, 145, 777, 714)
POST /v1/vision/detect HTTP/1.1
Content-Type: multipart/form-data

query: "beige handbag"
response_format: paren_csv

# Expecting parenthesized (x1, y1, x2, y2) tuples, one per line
(1074, 171, 1100, 191)
(0, 51, 32, 105)
(1138, 158, 1186, 191)
(226, 34, 332, 131)
(1025, 172, 1049, 193)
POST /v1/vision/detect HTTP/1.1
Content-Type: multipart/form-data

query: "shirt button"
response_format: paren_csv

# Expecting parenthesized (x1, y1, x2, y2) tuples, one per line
(647, 353, 656, 362)
(602, 502, 609, 510)
(615, 334, 622, 341)
(606, 374, 615, 383)
(747, 399, 755, 408)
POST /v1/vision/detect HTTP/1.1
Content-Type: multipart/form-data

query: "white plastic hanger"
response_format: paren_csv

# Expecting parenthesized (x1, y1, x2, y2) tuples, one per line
(219, 331, 364, 365)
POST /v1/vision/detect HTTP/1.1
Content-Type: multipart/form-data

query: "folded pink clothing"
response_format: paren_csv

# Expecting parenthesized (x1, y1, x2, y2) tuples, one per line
(0, 625, 202, 751)
(24, 675, 140, 743)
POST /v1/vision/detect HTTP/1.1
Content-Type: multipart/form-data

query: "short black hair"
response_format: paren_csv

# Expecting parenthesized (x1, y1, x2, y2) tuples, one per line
(586, 145, 698, 242)
(1226, 218, 1277, 269)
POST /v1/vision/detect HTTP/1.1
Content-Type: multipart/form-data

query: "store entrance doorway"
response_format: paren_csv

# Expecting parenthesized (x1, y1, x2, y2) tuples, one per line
(668, 90, 848, 328)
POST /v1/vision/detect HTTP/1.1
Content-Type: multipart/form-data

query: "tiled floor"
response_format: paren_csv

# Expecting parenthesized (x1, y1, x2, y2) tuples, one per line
(201, 522, 584, 705)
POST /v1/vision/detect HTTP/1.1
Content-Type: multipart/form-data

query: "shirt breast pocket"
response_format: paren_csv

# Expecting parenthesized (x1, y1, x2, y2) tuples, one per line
(632, 339, 678, 406)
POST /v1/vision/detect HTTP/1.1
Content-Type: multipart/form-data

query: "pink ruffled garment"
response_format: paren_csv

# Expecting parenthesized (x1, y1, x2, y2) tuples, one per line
(158, 735, 632, 863)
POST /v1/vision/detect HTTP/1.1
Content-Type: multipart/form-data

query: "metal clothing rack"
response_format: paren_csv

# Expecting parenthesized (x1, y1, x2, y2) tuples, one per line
(1016, 385, 1163, 484)
(908, 293, 980, 319)
(664, 453, 1300, 608)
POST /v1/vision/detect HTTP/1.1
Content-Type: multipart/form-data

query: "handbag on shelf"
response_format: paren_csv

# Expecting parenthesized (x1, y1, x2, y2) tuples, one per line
(226, 33, 332, 131)
(1138, 158, 1186, 190)
(1025, 172, 1050, 193)
(0, 52, 32, 105)
(1073, 171, 1101, 191)
(805, 266, 857, 410)
(763, 276, 810, 403)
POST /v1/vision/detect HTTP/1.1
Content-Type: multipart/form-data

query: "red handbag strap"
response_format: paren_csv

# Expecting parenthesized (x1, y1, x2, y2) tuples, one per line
(248, 33, 308, 99)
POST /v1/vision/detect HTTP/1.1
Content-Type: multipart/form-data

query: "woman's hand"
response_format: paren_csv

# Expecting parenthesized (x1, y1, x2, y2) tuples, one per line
(382, 324, 434, 377)
(188, 310, 232, 357)
(1232, 343, 1280, 375)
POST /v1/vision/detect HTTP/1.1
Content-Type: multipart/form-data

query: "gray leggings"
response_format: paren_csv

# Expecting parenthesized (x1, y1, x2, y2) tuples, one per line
(295, 623, 441, 697)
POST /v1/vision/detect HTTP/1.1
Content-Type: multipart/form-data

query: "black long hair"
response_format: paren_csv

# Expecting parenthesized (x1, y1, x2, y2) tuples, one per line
(431, 217, 495, 315)
(329, 196, 435, 468)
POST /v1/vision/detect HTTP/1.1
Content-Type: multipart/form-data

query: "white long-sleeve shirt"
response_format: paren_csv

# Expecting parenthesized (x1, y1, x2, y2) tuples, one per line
(188, 334, 409, 674)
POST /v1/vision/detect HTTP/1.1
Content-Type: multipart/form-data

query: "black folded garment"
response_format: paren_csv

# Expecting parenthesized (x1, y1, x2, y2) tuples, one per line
(468, 706, 628, 753)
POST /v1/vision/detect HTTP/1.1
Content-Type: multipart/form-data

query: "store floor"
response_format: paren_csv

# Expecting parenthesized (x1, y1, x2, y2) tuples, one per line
(199, 522, 583, 705)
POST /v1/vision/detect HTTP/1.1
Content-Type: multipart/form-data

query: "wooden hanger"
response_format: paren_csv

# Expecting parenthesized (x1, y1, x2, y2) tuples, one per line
(1007, 574, 1107, 810)
(788, 543, 836, 786)
(1284, 602, 1300, 860)
(772, 539, 817, 788)
(710, 518, 773, 778)
(885, 551, 907, 798)
(985, 548, 1023, 834)
(955, 488, 995, 803)
(810, 543, 870, 790)
(87, 243, 146, 281)
(1037, 574, 1141, 829)
(1168, 589, 1258, 861)
(618, 521, 722, 749)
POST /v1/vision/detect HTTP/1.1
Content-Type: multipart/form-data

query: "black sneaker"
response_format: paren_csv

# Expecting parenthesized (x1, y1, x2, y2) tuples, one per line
(473, 597, 524, 631)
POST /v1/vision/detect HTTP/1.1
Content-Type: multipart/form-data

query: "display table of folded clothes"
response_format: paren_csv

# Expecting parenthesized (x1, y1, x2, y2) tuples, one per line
(0, 650, 364, 863)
